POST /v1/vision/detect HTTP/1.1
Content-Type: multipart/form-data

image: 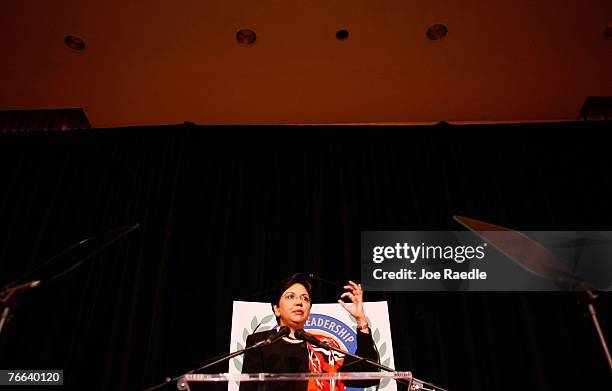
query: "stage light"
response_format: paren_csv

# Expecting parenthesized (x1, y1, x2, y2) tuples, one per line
(426, 24, 447, 41)
(236, 28, 256, 45)
(336, 29, 349, 40)
(64, 35, 85, 51)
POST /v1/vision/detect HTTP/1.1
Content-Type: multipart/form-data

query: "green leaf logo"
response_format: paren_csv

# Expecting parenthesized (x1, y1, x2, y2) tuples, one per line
(372, 325, 394, 390)
(378, 342, 387, 357)
(231, 312, 277, 381)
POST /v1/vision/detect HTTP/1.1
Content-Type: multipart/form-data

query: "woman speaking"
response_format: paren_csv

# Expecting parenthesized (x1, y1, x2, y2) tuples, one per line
(240, 273, 379, 391)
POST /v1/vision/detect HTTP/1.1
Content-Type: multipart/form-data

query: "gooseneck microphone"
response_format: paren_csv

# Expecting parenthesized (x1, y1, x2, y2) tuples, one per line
(263, 326, 291, 345)
(295, 329, 329, 348)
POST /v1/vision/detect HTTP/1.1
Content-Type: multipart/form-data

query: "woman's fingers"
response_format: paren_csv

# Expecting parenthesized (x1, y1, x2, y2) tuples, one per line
(344, 282, 363, 301)
(347, 281, 363, 295)
(341, 292, 356, 302)
(339, 281, 367, 320)
(343, 285, 359, 295)
(337, 299, 351, 312)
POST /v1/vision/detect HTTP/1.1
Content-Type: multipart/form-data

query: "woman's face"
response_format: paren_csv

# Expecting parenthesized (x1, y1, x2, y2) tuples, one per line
(273, 283, 312, 329)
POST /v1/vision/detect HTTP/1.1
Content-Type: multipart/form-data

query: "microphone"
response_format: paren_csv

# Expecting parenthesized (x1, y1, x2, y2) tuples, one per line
(263, 326, 290, 345)
(295, 329, 329, 348)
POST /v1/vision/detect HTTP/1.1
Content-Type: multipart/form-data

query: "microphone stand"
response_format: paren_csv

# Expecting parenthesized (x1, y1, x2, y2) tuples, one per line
(143, 344, 259, 391)
(144, 331, 289, 391)
(585, 290, 612, 372)
(0, 224, 139, 342)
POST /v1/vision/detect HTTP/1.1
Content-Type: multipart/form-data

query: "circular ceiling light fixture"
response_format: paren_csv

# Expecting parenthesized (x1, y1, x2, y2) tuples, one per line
(236, 28, 256, 45)
(426, 24, 448, 41)
(64, 35, 85, 51)
(604, 24, 612, 39)
(336, 29, 349, 40)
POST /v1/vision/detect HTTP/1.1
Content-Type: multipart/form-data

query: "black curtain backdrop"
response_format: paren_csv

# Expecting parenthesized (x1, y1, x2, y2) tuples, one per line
(0, 122, 610, 391)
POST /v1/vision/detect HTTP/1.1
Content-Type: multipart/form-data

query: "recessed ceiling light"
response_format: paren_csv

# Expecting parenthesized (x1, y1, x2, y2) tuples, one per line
(427, 24, 448, 41)
(64, 35, 85, 51)
(236, 29, 256, 45)
(336, 29, 350, 40)
(604, 24, 612, 39)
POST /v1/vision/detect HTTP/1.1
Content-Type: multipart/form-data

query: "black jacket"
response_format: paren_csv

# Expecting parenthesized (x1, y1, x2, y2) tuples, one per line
(239, 329, 379, 391)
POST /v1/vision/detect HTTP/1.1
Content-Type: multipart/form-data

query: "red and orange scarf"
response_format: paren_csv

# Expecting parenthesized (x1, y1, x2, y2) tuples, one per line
(306, 335, 347, 391)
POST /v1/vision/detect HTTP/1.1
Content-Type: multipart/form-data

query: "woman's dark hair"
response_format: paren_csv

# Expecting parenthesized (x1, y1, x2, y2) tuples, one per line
(271, 273, 314, 324)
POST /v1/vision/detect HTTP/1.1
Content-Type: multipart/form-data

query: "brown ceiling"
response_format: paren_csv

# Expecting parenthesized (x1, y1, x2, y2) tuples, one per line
(1, 1, 611, 128)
